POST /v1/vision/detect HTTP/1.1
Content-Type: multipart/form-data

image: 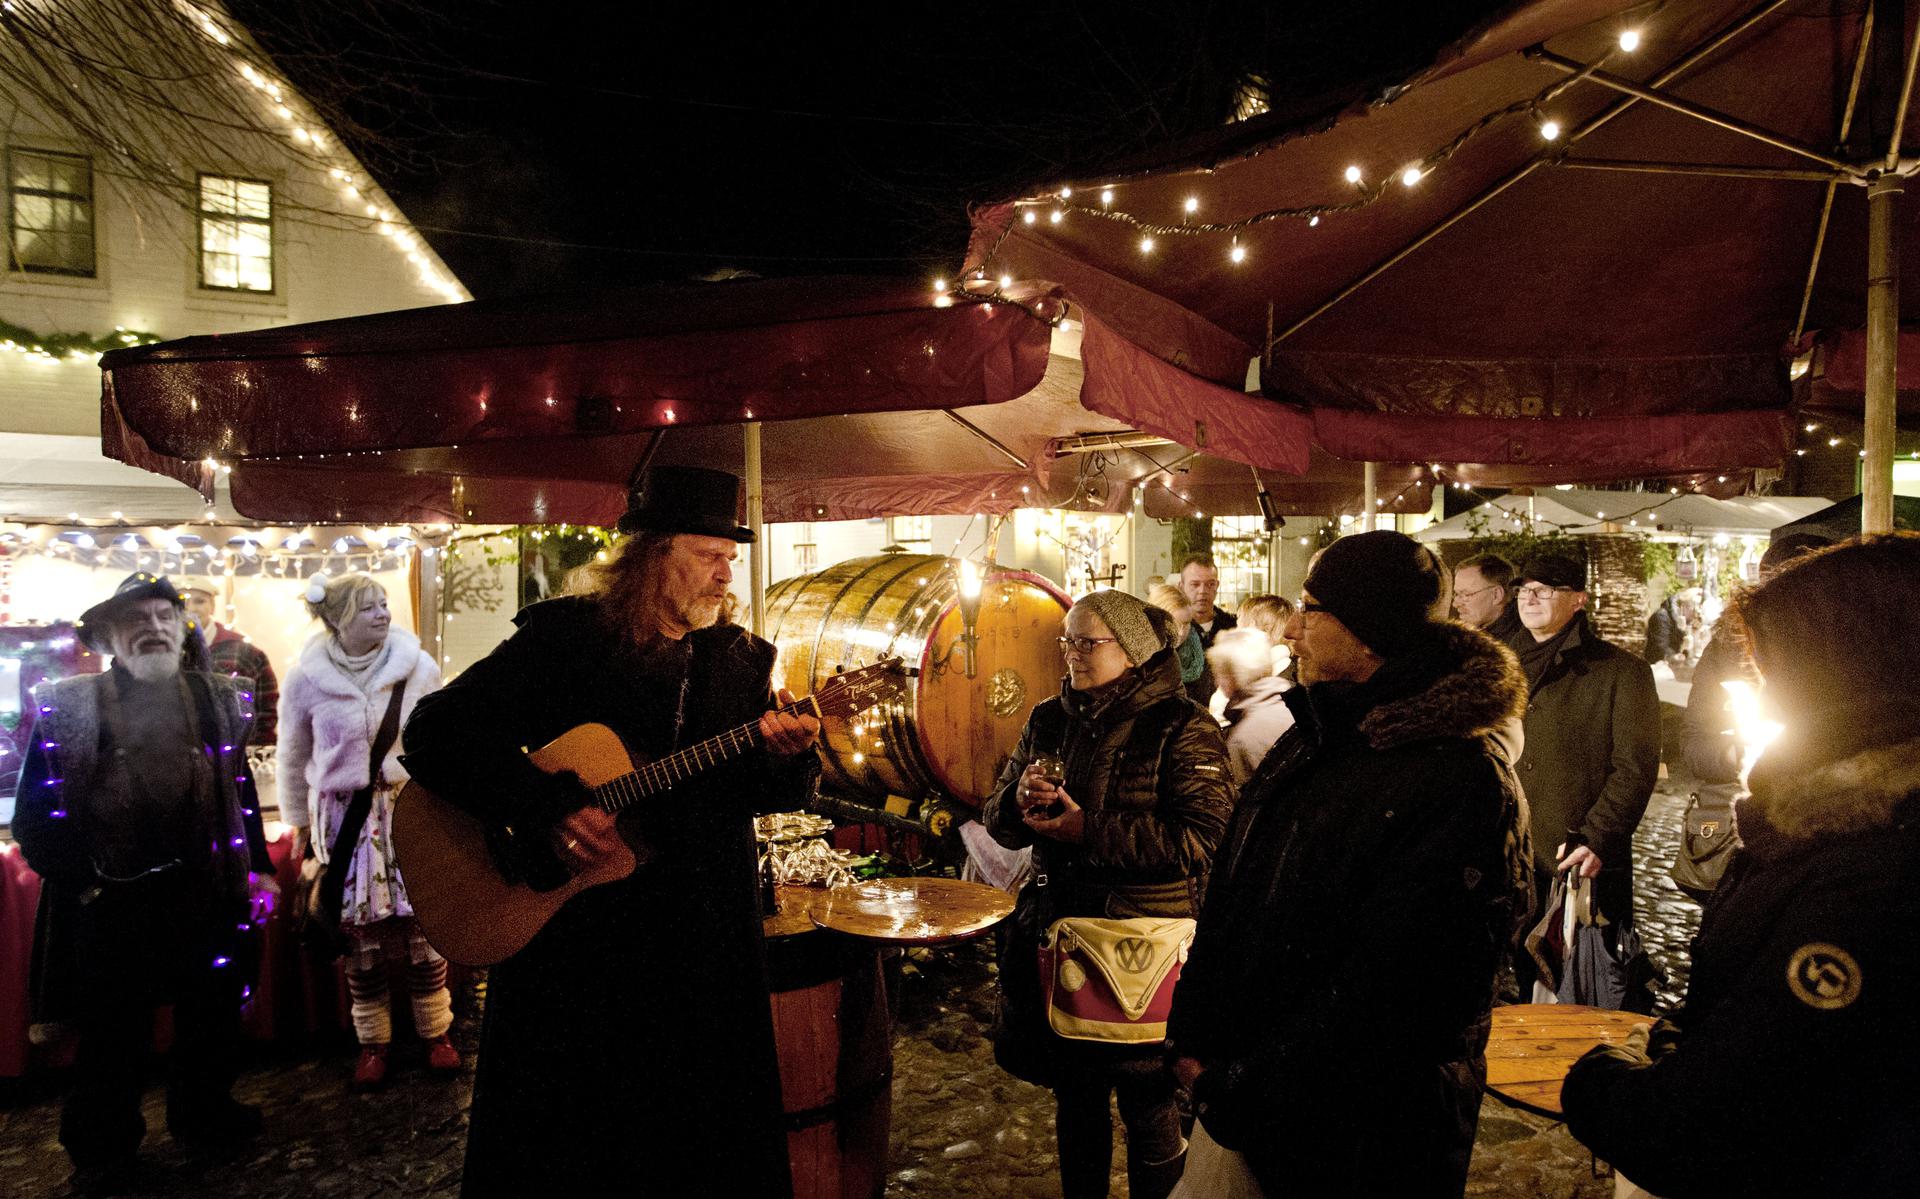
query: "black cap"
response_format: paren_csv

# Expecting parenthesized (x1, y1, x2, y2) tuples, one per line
(77, 572, 183, 652)
(615, 465, 754, 541)
(1515, 554, 1587, 592)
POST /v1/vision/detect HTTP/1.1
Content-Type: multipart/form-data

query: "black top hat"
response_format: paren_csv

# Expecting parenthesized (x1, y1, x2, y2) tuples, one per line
(78, 572, 184, 652)
(617, 465, 754, 542)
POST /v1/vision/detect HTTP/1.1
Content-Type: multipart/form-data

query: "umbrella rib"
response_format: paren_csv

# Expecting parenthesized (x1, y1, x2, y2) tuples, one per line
(1270, 0, 1798, 348)
(1795, 3, 1878, 345)
(941, 410, 1030, 470)
(1885, 13, 1920, 172)
(1559, 158, 1844, 182)
(1529, 51, 1864, 176)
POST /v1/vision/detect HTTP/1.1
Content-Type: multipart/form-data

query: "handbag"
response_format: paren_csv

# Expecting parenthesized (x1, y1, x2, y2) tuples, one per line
(1525, 872, 1661, 1014)
(1038, 915, 1196, 1043)
(1669, 785, 1740, 902)
(290, 681, 407, 958)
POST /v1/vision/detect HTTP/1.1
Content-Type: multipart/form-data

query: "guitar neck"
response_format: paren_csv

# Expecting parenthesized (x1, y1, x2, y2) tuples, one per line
(592, 695, 820, 812)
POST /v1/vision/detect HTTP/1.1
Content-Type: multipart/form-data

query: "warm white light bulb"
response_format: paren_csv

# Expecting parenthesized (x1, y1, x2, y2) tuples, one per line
(998, 274, 1012, 289)
(1059, 187, 1072, 199)
(933, 278, 947, 292)
(1049, 209, 1063, 224)
(1023, 210, 1037, 225)
(1618, 29, 1641, 52)
(1401, 165, 1423, 186)
(1309, 215, 1320, 227)
(1344, 165, 1363, 184)
(1229, 242, 1247, 263)
(1183, 196, 1199, 213)
(1139, 236, 1155, 253)
(1539, 119, 1561, 141)
(1100, 188, 1113, 206)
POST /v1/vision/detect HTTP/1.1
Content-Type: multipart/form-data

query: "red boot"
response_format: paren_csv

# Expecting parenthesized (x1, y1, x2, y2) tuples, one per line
(425, 1034, 461, 1073)
(352, 1044, 389, 1091)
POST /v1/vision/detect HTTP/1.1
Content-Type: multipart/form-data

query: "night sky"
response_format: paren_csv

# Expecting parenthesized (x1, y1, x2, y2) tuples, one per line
(235, 1, 1512, 298)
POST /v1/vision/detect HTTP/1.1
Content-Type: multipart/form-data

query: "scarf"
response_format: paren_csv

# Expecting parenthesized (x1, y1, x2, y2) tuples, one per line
(1516, 616, 1580, 690)
(325, 636, 392, 695)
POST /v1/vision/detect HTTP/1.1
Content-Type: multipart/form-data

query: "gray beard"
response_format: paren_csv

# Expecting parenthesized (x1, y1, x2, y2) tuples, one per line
(120, 650, 182, 682)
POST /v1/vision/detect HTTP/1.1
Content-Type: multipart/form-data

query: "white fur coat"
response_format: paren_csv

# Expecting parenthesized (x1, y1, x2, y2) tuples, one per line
(276, 627, 439, 828)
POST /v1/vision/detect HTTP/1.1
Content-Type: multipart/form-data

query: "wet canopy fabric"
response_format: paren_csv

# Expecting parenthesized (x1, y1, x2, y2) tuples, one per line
(966, 0, 1920, 475)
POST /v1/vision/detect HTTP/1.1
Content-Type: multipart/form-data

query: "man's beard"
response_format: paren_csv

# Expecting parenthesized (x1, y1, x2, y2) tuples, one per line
(677, 595, 724, 631)
(120, 648, 181, 682)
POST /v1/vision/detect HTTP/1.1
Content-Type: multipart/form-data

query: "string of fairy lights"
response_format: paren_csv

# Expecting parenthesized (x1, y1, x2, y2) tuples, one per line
(176, 2, 467, 305)
(941, 24, 1655, 283)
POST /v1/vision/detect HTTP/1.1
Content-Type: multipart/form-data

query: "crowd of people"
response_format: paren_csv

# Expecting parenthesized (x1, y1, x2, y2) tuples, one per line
(8, 481, 1916, 1198)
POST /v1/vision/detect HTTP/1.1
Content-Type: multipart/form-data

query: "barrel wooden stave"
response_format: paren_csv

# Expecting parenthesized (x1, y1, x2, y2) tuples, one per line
(766, 553, 1069, 808)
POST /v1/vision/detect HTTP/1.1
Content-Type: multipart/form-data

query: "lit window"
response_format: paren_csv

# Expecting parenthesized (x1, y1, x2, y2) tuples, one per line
(889, 515, 932, 546)
(7, 148, 95, 276)
(197, 174, 273, 292)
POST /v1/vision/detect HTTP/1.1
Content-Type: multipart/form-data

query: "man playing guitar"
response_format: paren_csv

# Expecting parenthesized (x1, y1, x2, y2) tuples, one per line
(400, 465, 820, 1197)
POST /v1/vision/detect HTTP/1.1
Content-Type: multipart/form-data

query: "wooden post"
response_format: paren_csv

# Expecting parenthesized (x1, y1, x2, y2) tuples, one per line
(745, 421, 766, 634)
(1865, 174, 1901, 534)
(1362, 462, 1378, 532)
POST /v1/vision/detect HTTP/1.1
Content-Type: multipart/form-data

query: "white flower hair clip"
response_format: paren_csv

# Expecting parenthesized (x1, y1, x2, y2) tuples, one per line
(304, 573, 331, 604)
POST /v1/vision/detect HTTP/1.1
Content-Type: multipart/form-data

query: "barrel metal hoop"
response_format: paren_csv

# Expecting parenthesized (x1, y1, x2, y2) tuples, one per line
(782, 1067, 896, 1132)
(806, 555, 900, 798)
(835, 553, 940, 798)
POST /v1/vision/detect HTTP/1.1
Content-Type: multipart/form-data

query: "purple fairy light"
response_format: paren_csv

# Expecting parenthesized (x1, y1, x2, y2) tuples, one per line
(211, 956, 231, 968)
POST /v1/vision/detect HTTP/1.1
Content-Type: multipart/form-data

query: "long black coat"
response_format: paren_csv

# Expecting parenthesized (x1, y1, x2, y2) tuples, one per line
(1169, 623, 1533, 1198)
(400, 599, 816, 1197)
(1509, 613, 1659, 916)
(1563, 710, 1920, 1197)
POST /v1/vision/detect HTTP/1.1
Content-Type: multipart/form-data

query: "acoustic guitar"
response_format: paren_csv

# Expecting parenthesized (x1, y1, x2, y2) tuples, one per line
(393, 659, 908, 966)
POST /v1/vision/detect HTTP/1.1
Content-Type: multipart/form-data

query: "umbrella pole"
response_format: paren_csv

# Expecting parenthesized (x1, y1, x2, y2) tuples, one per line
(1865, 176, 1901, 536)
(745, 421, 766, 634)
(1363, 461, 1378, 531)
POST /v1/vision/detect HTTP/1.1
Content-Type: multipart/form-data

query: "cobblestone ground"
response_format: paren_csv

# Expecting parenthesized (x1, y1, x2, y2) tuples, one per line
(0, 784, 1704, 1198)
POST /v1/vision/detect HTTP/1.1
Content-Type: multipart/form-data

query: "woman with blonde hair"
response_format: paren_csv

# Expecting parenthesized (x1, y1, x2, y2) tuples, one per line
(1148, 582, 1209, 704)
(1234, 594, 1295, 676)
(279, 572, 455, 1089)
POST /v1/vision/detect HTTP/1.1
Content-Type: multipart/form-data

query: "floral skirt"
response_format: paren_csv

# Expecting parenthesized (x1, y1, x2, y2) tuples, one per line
(313, 781, 414, 929)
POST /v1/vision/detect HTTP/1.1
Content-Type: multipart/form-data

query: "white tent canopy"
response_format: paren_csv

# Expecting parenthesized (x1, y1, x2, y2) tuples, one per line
(1414, 489, 1832, 543)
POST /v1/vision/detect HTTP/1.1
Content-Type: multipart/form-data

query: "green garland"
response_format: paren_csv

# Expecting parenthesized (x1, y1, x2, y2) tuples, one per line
(0, 317, 161, 360)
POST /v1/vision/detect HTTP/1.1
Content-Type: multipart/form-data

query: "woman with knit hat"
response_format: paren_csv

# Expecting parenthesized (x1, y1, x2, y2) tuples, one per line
(982, 588, 1235, 1199)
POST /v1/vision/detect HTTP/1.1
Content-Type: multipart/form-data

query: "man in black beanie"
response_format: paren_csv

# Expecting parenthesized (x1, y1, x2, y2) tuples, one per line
(1168, 530, 1533, 1197)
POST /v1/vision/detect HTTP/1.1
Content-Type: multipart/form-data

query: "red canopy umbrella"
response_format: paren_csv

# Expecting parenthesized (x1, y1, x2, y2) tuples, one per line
(964, 0, 1920, 529)
(98, 275, 1315, 524)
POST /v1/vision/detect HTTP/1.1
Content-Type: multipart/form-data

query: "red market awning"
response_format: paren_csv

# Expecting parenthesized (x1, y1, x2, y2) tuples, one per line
(964, 0, 1907, 477)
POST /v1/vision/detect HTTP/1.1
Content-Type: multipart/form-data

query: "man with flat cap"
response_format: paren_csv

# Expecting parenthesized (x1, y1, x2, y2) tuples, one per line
(402, 466, 822, 1196)
(179, 585, 280, 746)
(1506, 553, 1659, 969)
(13, 573, 273, 1193)
(1168, 530, 1532, 1197)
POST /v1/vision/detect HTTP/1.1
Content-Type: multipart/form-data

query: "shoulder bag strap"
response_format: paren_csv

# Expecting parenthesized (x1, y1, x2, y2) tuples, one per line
(317, 680, 407, 920)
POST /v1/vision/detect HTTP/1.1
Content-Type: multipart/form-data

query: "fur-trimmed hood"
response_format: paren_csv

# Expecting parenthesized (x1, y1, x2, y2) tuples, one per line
(1357, 621, 1529, 753)
(1742, 711, 1920, 850)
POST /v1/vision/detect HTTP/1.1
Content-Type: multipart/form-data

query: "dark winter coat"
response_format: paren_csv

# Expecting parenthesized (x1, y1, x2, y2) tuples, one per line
(399, 598, 818, 1197)
(982, 648, 1234, 923)
(1563, 707, 1920, 1198)
(1679, 616, 1746, 784)
(13, 668, 271, 1025)
(1169, 622, 1533, 1199)
(1508, 612, 1659, 917)
(1643, 601, 1687, 663)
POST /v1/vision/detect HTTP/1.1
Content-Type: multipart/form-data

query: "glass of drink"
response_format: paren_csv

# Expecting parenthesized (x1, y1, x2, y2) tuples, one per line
(1028, 752, 1066, 816)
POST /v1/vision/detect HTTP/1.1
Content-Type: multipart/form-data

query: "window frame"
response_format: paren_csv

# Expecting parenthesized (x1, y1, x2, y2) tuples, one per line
(6, 146, 97, 278)
(195, 171, 276, 294)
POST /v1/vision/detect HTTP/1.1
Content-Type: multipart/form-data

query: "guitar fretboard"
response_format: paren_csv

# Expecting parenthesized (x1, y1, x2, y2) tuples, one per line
(590, 697, 819, 812)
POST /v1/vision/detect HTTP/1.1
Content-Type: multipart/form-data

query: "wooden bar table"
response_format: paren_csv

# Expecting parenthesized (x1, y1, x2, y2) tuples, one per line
(762, 878, 1013, 1199)
(1486, 1003, 1651, 1118)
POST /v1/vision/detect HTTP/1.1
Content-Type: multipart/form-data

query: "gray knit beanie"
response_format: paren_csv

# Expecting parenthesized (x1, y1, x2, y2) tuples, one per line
(1074, 589, 1167, 666)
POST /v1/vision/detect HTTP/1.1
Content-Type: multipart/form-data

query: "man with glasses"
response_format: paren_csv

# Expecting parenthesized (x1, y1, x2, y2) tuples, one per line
(1452, 551, 1522, 641)
(1509, 554, 1659, 964)
(1168, 530, 1531, 1197)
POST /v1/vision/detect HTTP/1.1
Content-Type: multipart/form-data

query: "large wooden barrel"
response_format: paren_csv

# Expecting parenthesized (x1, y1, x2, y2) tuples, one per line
(765, 892, 892, 1199)
(765, 553, 1070, 807)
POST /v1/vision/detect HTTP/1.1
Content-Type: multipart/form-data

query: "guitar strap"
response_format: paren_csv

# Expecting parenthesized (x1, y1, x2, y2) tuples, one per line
(318, 681, 408, 923)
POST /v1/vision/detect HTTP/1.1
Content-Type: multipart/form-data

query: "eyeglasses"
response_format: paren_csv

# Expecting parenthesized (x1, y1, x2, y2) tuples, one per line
(1299, 601, 1330, 615)
(1453, 585, 1501, 602)
(1057, 635, 1119, 654)
(1515, 584, 1575, 601)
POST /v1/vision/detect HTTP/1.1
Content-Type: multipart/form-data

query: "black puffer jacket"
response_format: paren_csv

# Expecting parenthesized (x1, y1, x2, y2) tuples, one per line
(1170, 623, 1532, 1198)
(1563, 707, 1920, 1199)
(983, 648, 1234, 920)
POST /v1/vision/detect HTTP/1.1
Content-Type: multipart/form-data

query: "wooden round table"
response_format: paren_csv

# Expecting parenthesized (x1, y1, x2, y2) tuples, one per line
(1486, 1003, 1651, 1117)
(810, 876, 1015, 947)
